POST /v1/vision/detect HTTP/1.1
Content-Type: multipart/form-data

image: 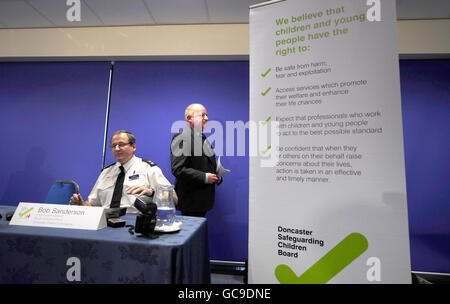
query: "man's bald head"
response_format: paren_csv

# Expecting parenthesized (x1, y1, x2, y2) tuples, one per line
(185, 103, 208, 131)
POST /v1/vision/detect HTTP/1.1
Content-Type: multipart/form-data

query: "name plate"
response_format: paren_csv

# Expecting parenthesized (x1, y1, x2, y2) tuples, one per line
(9, 202, 106, 230)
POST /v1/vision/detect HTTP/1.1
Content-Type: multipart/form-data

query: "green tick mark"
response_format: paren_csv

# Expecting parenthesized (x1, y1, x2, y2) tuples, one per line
(261, 68, 271, 77)
(19, 207, 34, 217)
(261, 116, 272, 126)
(261, 145, 271, 154)
(275, 233, 368, 284)
(261, 87, 271, 96)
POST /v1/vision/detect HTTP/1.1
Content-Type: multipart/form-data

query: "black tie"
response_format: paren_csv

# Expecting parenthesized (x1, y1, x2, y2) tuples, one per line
(110, 165, 125, 208)
(202, 134, 214, 157)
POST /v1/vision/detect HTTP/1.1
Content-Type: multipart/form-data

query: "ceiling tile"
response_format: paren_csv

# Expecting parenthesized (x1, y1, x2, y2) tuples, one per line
(26, 0, 103, 27)
(207, 0, 261, 23)
(85, 0, 155, 25)
(144, 0, 208, 24)
(0, 0, 448, 29)
(0, 0, 53, 28)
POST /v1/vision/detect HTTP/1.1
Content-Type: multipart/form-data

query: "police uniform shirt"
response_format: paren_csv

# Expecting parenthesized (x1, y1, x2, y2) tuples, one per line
(88, 155, 171, 213)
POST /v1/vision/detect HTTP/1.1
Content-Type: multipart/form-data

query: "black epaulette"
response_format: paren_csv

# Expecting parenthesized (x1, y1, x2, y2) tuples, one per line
(142, 159, 156, 167)
(101, 163, 115, 172)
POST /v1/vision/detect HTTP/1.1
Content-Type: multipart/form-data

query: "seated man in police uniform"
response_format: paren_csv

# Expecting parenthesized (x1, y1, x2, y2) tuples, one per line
(69, 130, 176, 213)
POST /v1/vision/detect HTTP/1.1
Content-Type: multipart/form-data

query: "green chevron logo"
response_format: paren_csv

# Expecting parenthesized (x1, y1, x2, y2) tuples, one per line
(19, 207, 34, 218)
(275, 233, 368, 284)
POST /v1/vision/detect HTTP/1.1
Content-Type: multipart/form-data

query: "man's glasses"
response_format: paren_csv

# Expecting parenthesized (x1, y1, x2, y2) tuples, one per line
(110, 142, 131, 149)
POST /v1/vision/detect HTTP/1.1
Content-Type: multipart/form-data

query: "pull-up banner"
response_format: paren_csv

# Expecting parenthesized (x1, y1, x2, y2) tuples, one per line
(249, 0, 411, 283)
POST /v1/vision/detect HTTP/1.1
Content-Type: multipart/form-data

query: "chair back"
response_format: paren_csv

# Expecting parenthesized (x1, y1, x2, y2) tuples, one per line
(45, 180, 79, 205)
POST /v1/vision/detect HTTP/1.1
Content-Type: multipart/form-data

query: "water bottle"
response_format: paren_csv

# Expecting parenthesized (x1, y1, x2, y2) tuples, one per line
(154, 184, 176, 227)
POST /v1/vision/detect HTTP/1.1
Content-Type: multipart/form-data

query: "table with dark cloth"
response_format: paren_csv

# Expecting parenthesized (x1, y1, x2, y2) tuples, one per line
(0, 205, 210, 284)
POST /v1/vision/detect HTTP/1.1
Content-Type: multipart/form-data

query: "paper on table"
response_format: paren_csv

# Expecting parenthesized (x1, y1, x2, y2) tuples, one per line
(216, 156, 231, 177)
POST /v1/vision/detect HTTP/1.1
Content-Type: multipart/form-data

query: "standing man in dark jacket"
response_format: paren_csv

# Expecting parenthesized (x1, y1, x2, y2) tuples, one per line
(170, 103, 222, 217)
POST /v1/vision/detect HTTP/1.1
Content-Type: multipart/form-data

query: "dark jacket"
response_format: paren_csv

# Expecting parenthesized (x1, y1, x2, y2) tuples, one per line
(170, 126, 221, 212)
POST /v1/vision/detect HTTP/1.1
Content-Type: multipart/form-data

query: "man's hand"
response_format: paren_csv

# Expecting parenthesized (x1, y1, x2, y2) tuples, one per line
(69, 193, 89, 206)
(126, 185, 154, 197)
(173, 190, 178, 206)
(206, 173, 219, 184)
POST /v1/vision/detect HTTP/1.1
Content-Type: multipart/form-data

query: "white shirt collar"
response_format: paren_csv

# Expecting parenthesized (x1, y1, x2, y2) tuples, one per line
(117, 155, 136, 173)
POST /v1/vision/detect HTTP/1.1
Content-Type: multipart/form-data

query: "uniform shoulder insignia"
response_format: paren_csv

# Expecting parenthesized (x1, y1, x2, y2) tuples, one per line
(101, 163, 115, 171)
(142, 159, 156, 167)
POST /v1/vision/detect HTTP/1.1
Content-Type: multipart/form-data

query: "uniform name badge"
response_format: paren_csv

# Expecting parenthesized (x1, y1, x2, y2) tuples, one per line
(129, 174, 140, 181)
